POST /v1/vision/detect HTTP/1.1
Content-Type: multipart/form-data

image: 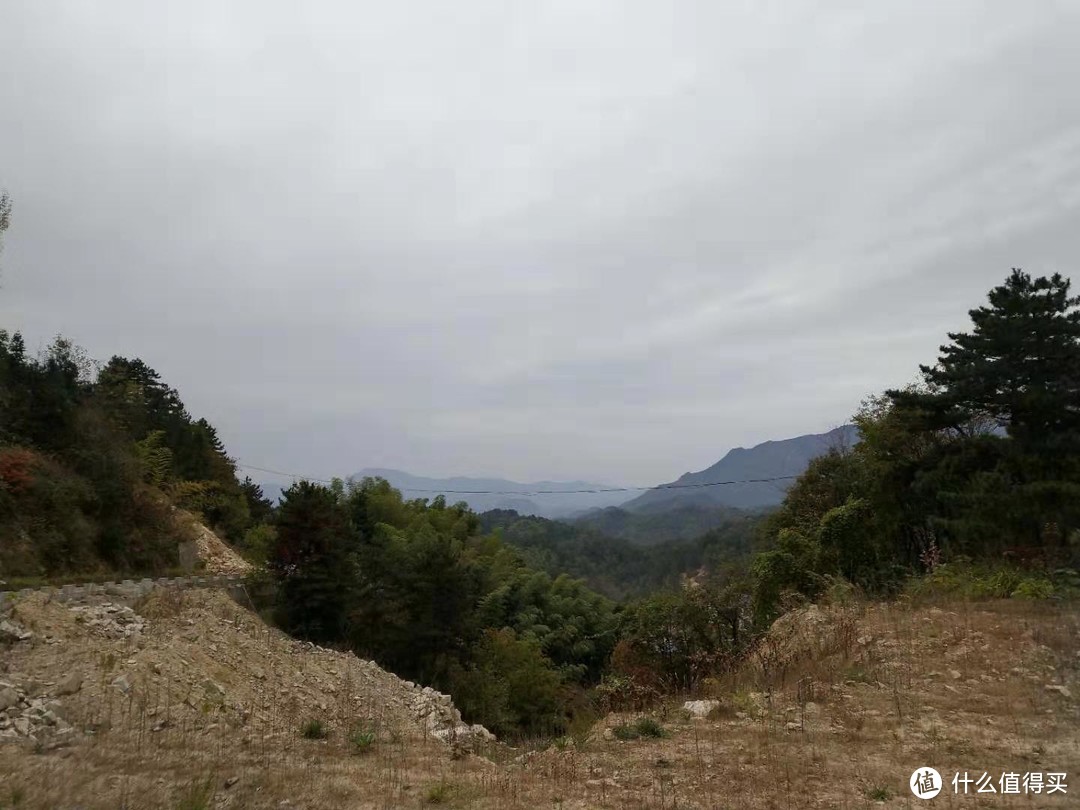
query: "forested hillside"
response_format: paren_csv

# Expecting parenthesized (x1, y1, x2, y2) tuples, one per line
(568, 503, 758, 546)
(0, 334, 274, 579)
(479, 508, 759, 599)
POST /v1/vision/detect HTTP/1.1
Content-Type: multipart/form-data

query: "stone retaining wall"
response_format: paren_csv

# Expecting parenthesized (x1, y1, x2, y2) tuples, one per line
(0, 574, 250, 612)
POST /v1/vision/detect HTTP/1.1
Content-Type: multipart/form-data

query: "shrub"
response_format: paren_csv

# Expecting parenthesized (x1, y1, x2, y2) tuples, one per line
(594, 672, 660, 713)
(821, 576, 860, 607)
(908, 563, 1060, 601)
(0, 447, 37, 494)
(1052, 568, 1080, 595)
(731, 689, 761, 715)
(864, 785, 892, 801)
(425, 781, 456, 804)
(347, 723, 376, 754)
(633, 717, 665, 738)
(611, 723, 640, 741)
(174, 778, 215, 810)
(611, 717, 666, 741)
(972, 569, 1023, 598)
(300, 718, 328, 740)
(567, 705, 598, 749)
(1011, 577, 1054, 599)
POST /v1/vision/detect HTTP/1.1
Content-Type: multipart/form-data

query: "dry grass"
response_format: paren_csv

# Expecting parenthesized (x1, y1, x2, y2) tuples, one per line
(1, 590, 1077, 808)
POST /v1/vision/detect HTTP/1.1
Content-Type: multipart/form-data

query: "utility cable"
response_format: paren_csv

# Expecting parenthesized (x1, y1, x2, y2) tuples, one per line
(235, 460, 798, 496)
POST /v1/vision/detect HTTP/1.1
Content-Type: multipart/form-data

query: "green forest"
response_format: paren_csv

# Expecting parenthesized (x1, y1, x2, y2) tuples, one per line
(478, 508, 759, 600)
(568, 504, 758, 546)
(3, 261, 1079, 739)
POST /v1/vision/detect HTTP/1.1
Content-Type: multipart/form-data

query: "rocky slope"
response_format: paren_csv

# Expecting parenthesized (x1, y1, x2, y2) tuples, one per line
(0, 586, 1076, 809)
(175, 510, 253, 576)
(0, 585, 492, 807)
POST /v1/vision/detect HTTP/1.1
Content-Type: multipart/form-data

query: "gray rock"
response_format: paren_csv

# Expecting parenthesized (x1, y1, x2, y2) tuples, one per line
(55, 672, 82, 696)
(0, 620, 33, 643)
(0, 687, 20, 712)
(682, 699, 721, 719)
(112, 674, 132, 694)
(470, 723, 495, 741)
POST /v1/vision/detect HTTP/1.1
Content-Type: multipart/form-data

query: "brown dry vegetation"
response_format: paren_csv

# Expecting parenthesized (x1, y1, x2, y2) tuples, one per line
(1, 588, 1077, 809)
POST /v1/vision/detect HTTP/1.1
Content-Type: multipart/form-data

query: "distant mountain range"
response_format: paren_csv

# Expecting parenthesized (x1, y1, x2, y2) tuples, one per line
(254, 425, 858, 519)
(621, 424, 858, 513)
(348, 468, 635, 519)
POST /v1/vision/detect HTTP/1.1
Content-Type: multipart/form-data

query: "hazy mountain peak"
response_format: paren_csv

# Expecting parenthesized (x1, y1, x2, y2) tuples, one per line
(622, 425, 857, 512)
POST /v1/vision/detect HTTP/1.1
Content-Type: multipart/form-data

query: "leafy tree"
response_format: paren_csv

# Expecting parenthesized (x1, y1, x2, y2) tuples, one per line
(342, 478, 483, 683)
(133, 430, 173, 486)
(757, 449, 865, 542)
(474, 567, 617, 683)
(850, 392, 949, 566)
(750, 528, 826, 625)
(240, 522, 277, 564)
(618, 583, 745, 692)
(448, 628, 566, 737)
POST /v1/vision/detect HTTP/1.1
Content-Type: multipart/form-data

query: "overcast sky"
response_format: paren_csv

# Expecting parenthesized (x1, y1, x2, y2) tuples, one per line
(3, 2, 1080, 486)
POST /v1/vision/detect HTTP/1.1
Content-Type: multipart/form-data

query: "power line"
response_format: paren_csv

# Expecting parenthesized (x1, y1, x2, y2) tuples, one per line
(235, 460, 798, 496)
(237, 462, 337, 485)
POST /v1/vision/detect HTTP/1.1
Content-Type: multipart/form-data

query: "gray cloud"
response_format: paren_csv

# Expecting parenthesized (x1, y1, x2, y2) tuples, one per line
(3, 1, 1079, 485)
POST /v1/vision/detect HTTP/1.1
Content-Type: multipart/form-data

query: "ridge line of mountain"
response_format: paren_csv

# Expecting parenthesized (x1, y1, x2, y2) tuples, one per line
(288, 425, 858, 519)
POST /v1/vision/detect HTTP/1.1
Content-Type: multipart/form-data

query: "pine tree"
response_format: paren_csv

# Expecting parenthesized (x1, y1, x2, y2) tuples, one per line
(889, 269, 1080, 445)
(888, 269, 1080, 552)
(240, 476, 275, 524)
(269, 481, 355, 643)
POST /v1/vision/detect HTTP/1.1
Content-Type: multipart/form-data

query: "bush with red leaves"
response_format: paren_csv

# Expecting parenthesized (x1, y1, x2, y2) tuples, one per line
(0, 447, 38, 495)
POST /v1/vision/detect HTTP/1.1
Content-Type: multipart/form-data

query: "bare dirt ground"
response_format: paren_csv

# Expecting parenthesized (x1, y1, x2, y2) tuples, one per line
(0, 590, 1076, 809)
